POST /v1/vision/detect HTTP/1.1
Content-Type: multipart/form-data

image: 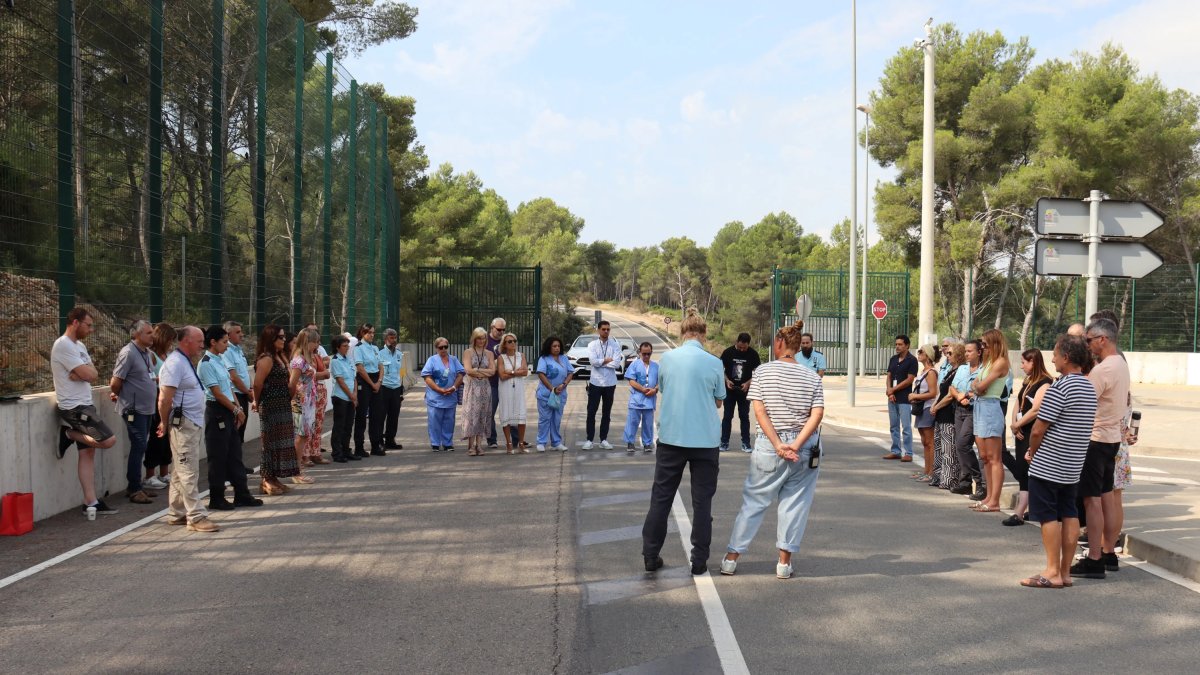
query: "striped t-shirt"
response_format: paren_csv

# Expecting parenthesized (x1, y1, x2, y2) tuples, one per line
(747, 360, 824, 434)
(1029, 373, 1097, 484)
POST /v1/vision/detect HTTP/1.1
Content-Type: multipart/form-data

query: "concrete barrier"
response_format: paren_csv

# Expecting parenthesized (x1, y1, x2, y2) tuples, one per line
(1012, 350, 1200, 386)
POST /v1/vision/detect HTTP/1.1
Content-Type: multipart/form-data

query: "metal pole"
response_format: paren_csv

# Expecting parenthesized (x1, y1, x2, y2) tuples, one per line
(847, 0, 858, 403)
(876, 319, 881, 377)
(1085, 189, 1102, 319)
(209, 0, 225, 325)
(347, 80, 358, 329)
(323, 53, 333, 339)
(1129, 279, 1136, 351)
(56, 0, 75, 331)
(918, 18, 936, 348)
(148, 0, 164, 323)
(254, 0, 267, 328)
(293, 18, 304, 325)
(369, 101, 378, 325)
(857, 105, 871, 374)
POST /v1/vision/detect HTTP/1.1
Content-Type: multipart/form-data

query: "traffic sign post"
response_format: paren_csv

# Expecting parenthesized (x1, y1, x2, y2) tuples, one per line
(1036, 193, 1165, 318)
(871, 300, 887, 377)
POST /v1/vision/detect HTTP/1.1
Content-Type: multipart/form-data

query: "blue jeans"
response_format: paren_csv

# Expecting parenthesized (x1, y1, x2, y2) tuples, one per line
(427, 405, 456, 447)
(727, 432, 821, 554)
(123, 412, 152, 493)
(536, 392, 565, 446)
(888, 401, 913, 457)
(623, 408, 654, 447)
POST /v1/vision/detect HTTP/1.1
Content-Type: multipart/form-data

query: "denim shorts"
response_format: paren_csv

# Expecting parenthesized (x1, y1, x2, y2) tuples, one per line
(972, 398, 1004, 438)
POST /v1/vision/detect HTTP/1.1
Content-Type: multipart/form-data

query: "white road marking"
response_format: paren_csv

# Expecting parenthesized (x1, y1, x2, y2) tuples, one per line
(671, 492, 750, 675)
(1135, 475, 1200, 487)
(1133, 466, 1168, 474)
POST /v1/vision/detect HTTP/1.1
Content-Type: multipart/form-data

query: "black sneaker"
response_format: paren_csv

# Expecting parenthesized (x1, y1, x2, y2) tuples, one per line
(1103, 551, 1119, 572)
(83, 500, 119, 516)
(347, 454, 363, 461)
(969, 490, 987, 501)
(207, 499, 236, 511)
(233, 496, 265, 507)
(1078, 530, 1089, 545)
(690, 559, 708, 575)
(644, 555, 664, 572)
(1001, 514, 1025, 527)
(1069, 556, 1107, 579)
(949, 484, 972, 495)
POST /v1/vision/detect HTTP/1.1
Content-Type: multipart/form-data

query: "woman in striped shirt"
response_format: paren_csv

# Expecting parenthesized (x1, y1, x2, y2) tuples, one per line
(720, 321, 824, 580)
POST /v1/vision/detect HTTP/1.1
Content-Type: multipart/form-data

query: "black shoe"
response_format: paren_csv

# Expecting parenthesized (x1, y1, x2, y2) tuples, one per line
(445, 446, 455, 452)
(233, 496, 264, 507)
(644, 555, 664, 572)
(354, 450, 370, 458)
(1078, 530, 1089, 544)
(690, 559, 707, 575)
(950, 484, 972, 495)
(82, 500, 119, 516)
(244, 467, 255, 475)
(371, 449, 387, 456)
(969, 490, 987, 501)
(208, 499, 235, 511)
(1001, 514, 1025, 527)
(1069, 556, 1107, 579)
(332, 455, 348, 463)
(385, 442, 403, 450)
(347, 454, 363, 461)
(1103, 551, 1119, 572)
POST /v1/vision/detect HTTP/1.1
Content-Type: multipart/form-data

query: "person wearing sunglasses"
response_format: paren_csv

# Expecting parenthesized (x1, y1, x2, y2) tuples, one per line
(421, 338, 465, 451)
(253, 324, 299, 495)
(496, 333, 530, 453)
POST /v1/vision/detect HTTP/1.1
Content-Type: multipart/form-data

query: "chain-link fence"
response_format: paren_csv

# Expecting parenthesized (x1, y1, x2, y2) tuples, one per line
(0, 0, 399, 396)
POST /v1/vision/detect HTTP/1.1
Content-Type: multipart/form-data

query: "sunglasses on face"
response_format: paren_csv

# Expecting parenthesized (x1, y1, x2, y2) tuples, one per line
(437, 345, 448, 350)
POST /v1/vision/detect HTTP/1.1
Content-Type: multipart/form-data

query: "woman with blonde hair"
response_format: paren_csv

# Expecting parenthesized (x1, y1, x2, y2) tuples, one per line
(497, 332, 530, 453)
(908, 344, 940, 481)
(970, 328, 1011, 512)
(289, 328, 327, 484)
(462, 327, 496, 456)
(720, 320, 825, 580)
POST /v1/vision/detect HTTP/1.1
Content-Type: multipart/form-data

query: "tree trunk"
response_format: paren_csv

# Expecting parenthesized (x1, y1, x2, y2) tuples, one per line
(71, 10, 87, 260)
(1052, 278, 1075, 327)
(993, 224, 1022, 330)
(1018, 274, 1044, 351)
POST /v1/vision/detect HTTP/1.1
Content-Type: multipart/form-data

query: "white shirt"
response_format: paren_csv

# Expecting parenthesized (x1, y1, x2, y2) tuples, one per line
(159, 350, 206, 427)
(587, 338, 621, 387)
(51, 334, 94, 410)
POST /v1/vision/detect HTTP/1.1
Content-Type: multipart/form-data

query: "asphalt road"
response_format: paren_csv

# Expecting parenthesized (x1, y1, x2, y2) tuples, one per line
(4, 311, 1200, 673)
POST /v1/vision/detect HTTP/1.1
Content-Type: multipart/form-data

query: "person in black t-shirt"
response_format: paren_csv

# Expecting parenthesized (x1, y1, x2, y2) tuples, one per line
(882, 334, 919, 461)
(720, 333, 761, 452)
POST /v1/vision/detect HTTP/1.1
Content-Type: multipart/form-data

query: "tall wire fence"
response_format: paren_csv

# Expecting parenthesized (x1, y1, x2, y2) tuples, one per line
(0, 0, 399, 396)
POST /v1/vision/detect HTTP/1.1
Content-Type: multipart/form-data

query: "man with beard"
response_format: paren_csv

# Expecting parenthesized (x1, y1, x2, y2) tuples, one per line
(720, 333, 760, 453)
(795, 333, 826, 378)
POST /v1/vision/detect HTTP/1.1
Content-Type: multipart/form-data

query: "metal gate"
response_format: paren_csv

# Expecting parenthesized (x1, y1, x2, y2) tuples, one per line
(413, 266, 542, 367)
(771, 269, 911, 375)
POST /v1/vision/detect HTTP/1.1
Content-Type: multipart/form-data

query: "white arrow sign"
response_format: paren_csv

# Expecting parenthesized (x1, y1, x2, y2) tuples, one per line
(1035, 239, 1164, 279)
(1037, 198, 1165, 238)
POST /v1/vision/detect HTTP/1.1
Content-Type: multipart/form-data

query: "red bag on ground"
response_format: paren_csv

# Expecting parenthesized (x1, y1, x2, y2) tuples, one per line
(0, 492, 34, 536)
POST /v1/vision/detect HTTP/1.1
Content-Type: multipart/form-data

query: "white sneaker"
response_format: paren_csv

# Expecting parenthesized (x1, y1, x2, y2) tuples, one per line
(720, 558, 738, 576)
(537, 444, 547, 453)
(599, 440, 613, 450)
(581, 441, 593, 450)
(555, 444, 569, 452)
(776, 563, 793, 579)
(145, 476, 168, 490)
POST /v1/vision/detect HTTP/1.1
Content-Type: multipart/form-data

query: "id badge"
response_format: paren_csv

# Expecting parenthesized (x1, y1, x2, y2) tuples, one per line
(171, 408, 183, 427)
(218, 421, 226, 430)
(126, 413, 136, 423)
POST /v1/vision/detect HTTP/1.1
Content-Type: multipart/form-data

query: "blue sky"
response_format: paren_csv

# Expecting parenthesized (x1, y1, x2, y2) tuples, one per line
(346, 0, 1198, 249)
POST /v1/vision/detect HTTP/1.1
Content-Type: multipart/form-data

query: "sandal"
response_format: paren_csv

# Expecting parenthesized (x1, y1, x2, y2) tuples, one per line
(973, 504, 1000, 513)
(1020, 574, 1063, 589)
(291, 474, 315, 485)
(261, 480, 284, 496)
(506, 444, 514, 455)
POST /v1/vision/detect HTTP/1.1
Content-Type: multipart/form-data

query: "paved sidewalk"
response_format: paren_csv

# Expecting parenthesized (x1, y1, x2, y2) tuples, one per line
(821, 376, 1200, 584)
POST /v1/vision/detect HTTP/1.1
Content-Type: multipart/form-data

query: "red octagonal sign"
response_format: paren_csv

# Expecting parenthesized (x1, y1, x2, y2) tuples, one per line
(871, 299, 888, 321)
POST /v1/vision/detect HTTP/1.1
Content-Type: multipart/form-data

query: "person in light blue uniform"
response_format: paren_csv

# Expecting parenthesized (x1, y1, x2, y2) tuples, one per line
(197, 325, 257, 509)
(379, 328, 405, 450)
(623, 342, 659, 452)
(421, 337, 465, 451)
(795, 333, 826, 377)
(535, 336, 574, 452)
(353, 324, 384, 457)
(328, 334, 358, 462)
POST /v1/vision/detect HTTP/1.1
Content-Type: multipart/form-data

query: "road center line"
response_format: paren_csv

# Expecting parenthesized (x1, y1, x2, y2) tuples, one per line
(670, 492, 750, 675)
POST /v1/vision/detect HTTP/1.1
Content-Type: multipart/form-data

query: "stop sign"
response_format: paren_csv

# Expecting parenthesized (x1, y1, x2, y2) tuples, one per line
(871, 299, 888, 320)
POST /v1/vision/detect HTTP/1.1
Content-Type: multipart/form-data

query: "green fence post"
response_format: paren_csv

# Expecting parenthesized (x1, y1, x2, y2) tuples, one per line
(254, 0, 267, 328)
(381, 117, 393, 327)
(1129, 279, 1136, 352)
(293, 18, 304, 326)
(368, 101, 378, 325)
(347, 80, 358, 329)
(56, 0, 75, 331)
(1194, 264, 1199, 353)
(209, 0, 225, 325)
(323, 53, 333, 339)
(535, 265, 543, 350)
(148, 0, 164, 322)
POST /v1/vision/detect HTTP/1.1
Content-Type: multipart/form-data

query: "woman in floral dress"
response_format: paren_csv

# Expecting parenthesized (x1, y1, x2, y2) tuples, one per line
(289, 328, 326, 484)
(461, 327, 496, 456)
(253, 324, 298, 495)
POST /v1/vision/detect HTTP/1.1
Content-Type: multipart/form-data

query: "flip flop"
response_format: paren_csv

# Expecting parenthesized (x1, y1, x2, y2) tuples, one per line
(973, 504, 1000, 513)
(1020, 575, 1063, 589)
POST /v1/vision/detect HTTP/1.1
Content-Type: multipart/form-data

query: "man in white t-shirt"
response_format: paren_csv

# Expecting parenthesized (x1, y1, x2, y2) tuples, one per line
(157, 326, 218, 533)
(52, 307, 119, 516)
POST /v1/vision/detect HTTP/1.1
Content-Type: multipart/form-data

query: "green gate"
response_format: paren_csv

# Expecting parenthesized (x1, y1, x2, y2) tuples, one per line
(414, 266, 543, 367)
(771, 269, 911, 375)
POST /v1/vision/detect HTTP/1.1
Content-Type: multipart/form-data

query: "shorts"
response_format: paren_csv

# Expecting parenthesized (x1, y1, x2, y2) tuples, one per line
(56, 405, 115, 445)
(971, 398, 1004, 438)
(1027, 476, 1079, 523)
(1079, 440, 1119, 497)
(1113, 442, 1132, 491)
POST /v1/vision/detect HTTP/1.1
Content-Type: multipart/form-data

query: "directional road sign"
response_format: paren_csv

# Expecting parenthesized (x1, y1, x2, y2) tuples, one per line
(871, 299, 888, 320)
(1037, 198, 1165, 238)
(1035, 239, 1164, 279)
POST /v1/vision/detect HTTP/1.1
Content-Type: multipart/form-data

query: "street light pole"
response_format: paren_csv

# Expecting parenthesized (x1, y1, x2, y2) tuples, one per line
(918, 18, 936, 347)
(848, 0, 858, 407)
(857, 104, 871, 375)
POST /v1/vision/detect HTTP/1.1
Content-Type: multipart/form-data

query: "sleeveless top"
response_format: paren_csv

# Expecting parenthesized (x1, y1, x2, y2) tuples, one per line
(912, 368, 934, 413)
(977, 361, 1007, 399)
(935, 370, 955, 424)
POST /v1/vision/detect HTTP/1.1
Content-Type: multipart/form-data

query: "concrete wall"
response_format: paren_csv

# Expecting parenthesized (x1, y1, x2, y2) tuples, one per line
(1012, 350, 1200, 385)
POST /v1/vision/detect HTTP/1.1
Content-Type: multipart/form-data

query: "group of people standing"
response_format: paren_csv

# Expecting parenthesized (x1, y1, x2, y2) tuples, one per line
(881, 313, 1135, 588)
(51, 308, 407, 532)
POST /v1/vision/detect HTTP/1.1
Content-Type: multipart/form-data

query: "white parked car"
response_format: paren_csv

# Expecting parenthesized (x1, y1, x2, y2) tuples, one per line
(566, 334, 633, 380)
